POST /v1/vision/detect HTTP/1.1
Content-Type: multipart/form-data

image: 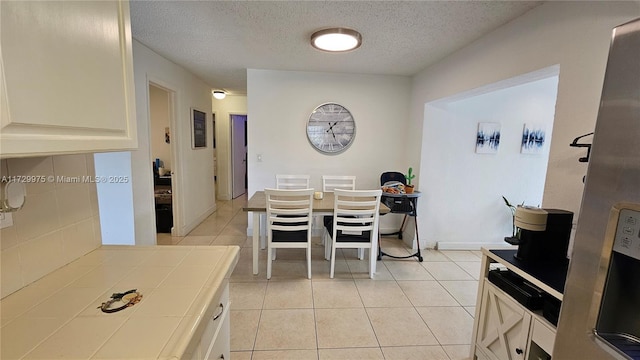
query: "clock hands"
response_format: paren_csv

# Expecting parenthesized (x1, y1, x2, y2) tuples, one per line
(326, 122, 340, 142)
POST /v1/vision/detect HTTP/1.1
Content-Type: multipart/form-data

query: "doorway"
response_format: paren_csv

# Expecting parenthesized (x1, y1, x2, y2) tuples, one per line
(231, 114, 247, 199)
(149, 84, 175, 234)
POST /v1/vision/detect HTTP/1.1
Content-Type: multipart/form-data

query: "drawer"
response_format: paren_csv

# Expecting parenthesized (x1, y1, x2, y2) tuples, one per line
(531, 318, 556, 355)
(204, 308, 230, 360)
(201, 284, 230, 352)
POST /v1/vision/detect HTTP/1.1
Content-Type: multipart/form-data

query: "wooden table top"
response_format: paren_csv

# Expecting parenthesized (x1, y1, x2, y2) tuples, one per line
(243, 190, 390, 214)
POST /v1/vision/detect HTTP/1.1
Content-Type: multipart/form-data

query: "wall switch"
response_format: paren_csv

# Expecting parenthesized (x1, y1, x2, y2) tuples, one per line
(0, 212, 13, 229)
(257, 154, 263, 162)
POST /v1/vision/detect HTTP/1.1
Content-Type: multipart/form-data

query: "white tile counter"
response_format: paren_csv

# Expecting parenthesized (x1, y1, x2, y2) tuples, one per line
(0, 245, 240, 359)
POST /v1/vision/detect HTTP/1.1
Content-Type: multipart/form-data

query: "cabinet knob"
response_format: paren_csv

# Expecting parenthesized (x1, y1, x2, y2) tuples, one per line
(515, 348, 523, 355)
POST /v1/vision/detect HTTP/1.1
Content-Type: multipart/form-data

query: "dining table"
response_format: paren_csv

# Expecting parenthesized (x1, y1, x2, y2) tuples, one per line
(242, 190, 390, 275)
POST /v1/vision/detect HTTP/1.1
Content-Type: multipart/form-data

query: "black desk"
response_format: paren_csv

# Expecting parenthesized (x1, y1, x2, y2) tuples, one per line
(378, 191, 423, 262)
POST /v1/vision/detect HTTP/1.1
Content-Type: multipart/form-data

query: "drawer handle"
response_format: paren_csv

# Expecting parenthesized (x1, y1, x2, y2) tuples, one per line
(515, 348, 523, 355)
(212, 303, 224, 321)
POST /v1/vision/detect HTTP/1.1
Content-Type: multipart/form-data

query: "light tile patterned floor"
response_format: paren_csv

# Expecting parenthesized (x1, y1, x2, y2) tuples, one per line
(160, 195, 478, 360)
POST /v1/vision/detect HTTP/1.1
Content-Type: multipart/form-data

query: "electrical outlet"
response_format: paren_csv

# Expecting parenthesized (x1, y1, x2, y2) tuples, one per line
(0, 212, 13, 229)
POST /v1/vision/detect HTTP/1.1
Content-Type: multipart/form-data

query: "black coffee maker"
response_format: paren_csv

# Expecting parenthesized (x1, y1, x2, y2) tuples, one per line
(507, 207, 574, 263)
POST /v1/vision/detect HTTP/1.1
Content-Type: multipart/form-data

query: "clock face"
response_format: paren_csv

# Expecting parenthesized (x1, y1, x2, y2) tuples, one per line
(306, 103, 356, 154)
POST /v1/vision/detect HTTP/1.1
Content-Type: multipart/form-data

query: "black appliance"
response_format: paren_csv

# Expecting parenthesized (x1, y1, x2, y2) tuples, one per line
(507, 207, 573, 263)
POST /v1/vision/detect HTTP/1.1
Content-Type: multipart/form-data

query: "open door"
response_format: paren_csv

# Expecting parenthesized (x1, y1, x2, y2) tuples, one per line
(231, 114, 247, 199)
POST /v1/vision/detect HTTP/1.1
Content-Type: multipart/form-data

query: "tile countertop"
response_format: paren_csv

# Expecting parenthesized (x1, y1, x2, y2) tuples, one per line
(0, 245, 240, 360)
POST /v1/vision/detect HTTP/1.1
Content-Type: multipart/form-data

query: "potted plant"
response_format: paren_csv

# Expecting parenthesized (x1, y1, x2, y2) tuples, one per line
(405, 167, 416, 194)
(502, 196, 523, 244)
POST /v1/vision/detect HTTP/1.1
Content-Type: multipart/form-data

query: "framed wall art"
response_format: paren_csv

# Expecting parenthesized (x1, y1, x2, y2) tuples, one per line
(191, 108, 207, 149)
(521, 123, 546, 154)
(476, 122, 501, 154)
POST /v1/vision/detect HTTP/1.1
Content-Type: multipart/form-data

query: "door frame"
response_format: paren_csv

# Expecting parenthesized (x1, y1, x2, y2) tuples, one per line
(147, 78, 181, 237)
(230, 113, 247, 199)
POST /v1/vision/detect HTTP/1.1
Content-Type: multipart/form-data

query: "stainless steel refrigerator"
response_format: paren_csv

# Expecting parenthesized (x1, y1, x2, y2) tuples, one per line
(554, 18, 640, 359)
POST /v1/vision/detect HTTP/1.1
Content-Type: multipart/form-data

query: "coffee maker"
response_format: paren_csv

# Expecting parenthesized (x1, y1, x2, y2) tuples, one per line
(508, 207, 574, 263)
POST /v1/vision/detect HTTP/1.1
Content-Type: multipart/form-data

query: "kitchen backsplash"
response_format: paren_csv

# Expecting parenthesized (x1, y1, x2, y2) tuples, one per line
(0, 154, 101, 298)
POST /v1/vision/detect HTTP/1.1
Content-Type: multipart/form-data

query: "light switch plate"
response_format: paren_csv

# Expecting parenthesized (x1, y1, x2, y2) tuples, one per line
(0, 212, 13, 229)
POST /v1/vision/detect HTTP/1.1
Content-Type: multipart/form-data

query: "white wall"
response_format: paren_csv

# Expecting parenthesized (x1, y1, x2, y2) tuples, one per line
(95, 151, 135, 244)
(409, 1, 640, 248)
(150, 85, 172, 171)
(247, 69, 412, 233)
(212, 95, 247, 201)
(422, 74, 559, 248)
(131, 40, 216, 237)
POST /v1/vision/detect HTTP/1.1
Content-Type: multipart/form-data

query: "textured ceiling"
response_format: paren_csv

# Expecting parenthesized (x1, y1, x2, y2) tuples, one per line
(130, 1, 543, 95)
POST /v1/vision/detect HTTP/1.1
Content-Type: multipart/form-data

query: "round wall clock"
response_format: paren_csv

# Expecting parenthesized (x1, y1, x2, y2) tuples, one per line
(306, 103, 356, 154)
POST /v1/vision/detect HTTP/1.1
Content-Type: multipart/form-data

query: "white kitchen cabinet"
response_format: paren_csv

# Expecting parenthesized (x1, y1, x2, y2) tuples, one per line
(476, 281, 532, 360)
(183, 282, 231, 360)
(0, 0, 137, 158)
(202, 285, 230, 360)
(205, 309, 230, 360)
(471, 249, 562, 360)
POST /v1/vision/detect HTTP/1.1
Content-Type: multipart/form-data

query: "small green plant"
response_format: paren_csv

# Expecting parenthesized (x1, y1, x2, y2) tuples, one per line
(502, 196, 523, 238)
(405, 167, 415, 186)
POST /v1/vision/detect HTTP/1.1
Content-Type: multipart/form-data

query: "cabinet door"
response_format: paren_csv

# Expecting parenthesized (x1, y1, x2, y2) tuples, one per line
(0, 0, 137, 157)
(477, 282, 531, 360)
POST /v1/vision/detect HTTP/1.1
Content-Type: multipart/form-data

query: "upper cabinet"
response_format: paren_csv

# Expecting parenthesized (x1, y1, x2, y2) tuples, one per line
(0, 0, 137, 158)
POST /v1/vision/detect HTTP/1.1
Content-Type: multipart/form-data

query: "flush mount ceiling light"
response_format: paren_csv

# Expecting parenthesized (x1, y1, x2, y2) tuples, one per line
(311, 28, 362, 52)
(212, 90, 226, 100)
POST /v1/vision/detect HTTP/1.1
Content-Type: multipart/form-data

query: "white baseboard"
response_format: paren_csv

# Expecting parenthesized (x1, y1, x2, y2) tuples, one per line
(436, 241, 516, 251)
(180, 203, 217, 236)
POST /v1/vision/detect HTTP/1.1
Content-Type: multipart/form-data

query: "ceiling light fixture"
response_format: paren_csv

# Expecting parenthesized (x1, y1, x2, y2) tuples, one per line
(310, 28, 362, 52)
(212, 90, 226, 100)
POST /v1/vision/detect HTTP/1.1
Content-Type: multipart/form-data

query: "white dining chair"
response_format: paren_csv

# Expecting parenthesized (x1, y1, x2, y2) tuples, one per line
(324, 189, 382, 279)
(264, 188, 314, 279)
(276, 174, 311, 189)
(322, 175, 356, 192)
(320, 175, 357, 256)
(257, 175, 312, 250)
